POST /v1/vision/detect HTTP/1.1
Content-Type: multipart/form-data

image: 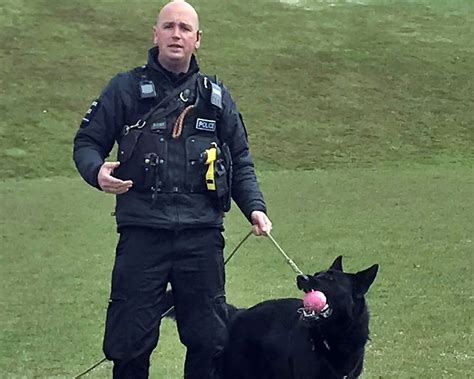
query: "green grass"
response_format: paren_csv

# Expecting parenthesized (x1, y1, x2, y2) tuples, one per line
(1, 0, 473, 377)
(1, 165, 473, 378)
(0, 0, 473, 177)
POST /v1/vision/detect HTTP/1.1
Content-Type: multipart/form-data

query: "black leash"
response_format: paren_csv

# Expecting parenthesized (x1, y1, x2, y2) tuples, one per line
(224, 230, 253, 265)
(74, 357, 107, 379)
(74, 230, 253, 378)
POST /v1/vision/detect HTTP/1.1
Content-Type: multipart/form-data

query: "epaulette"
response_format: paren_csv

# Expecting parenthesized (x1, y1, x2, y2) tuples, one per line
(198, 74, 222, 110)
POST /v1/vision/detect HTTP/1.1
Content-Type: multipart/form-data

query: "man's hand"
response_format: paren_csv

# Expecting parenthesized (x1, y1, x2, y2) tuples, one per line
(97, 162, 133, 194)
(250, 210, 272, 236)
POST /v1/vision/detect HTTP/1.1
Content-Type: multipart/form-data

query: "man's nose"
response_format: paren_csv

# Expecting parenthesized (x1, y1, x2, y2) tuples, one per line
(171, 26, 181, 38)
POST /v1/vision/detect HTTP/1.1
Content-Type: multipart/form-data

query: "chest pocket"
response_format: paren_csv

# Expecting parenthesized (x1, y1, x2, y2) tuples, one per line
(114, 129, 168, 192)
(185, 135, 217, 192)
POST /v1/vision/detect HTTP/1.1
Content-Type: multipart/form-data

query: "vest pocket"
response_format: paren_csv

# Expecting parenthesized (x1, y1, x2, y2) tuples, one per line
(120, 130, 143, 162)
(114, 132, 142, 183)
(215, 143, 232, 212)
(186, 135, 216, 192)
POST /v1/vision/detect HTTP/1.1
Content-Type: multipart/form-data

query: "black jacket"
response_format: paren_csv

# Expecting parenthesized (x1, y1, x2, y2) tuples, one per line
(73, 47, 266, 230)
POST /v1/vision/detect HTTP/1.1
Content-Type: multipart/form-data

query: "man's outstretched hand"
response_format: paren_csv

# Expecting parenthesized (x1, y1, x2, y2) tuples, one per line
(97, 162, 133, 194)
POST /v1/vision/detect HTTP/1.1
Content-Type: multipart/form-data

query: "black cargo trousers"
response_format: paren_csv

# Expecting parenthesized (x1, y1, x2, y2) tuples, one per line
(103, 226, 228, 378)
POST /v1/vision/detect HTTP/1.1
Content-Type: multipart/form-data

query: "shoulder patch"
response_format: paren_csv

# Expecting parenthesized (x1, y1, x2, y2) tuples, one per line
(210, 82, 222, 109)
(80, 99, 100, 127)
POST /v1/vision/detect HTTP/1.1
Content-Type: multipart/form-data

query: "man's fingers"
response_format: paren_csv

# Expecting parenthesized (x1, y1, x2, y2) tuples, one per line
(259, 220, 271, 234)
(102, 184, 132, 194)
(103, 161, 121, 170)
(252, 224, 267, 236)
(104, 175, 132, 186)
(252, 225, 260, 236)
(114, 187, 131, 195)
(101, 176, 133, 194)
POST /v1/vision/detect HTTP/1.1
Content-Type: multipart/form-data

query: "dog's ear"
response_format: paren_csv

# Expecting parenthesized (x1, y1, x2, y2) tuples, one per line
(352, 264, 379, 297)
(329, 255, 343, 271)
(296, 274, 309, 290)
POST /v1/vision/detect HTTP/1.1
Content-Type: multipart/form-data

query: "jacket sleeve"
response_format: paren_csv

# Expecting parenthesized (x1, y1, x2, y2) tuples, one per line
(73, 72, 134, 189)
(219, 85, 267, 221)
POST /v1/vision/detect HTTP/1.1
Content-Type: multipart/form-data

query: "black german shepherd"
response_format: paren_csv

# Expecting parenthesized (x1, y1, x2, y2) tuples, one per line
(164, 256, 378, 378)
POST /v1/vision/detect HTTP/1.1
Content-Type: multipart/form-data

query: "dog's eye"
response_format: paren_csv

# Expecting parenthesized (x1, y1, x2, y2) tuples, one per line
(317, 272, 334, 281)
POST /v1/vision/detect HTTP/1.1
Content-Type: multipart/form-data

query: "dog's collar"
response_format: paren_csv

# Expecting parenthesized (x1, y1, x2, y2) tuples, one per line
(297, 305, 333, 322)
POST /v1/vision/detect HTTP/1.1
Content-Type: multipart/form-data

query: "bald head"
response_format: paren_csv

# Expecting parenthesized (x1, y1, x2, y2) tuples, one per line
(153, 0, 202, 74)
(157, 1, 199, 31)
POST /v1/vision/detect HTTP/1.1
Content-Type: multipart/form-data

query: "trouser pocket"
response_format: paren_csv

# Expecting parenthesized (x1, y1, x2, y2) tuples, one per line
(103, 294, 130, 361)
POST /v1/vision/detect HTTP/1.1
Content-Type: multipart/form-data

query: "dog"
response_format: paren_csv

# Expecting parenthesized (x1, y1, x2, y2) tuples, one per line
(163, 256, 378, 378)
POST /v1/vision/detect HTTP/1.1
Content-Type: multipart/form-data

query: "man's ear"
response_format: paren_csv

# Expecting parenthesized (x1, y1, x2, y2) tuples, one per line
(195, 30, 202, 50)
(153, 26, 159, 45)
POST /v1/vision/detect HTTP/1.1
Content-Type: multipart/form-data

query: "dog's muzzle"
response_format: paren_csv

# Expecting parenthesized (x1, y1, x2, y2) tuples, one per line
(298, 305, 333, 322)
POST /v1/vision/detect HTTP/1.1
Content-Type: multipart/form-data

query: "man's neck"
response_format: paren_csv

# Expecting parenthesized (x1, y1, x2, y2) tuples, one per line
(157, 56, 190, 75)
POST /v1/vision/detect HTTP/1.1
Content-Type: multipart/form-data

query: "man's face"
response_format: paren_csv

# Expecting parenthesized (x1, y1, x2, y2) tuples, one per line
(153, 2, 201, 71)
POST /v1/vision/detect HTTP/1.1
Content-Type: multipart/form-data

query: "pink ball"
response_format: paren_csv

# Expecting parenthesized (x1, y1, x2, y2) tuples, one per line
(303, 290, 327, 312)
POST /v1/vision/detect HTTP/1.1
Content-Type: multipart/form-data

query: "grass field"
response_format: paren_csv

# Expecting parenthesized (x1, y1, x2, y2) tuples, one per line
(0, 0, 473, 378)
(1, 166, 472, 378)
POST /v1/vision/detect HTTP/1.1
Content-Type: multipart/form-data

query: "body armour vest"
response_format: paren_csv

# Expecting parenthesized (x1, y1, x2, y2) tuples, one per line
(114, 67, 232, 211)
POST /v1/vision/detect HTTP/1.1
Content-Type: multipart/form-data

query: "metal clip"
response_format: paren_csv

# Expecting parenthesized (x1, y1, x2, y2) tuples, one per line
(179, 89, 191, 103)
(124, 120, 146, 135)
(136, 120, 146, 129)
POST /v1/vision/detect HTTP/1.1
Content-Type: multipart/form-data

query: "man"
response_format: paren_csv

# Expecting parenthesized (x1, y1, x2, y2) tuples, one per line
(73, 1, 272, 378)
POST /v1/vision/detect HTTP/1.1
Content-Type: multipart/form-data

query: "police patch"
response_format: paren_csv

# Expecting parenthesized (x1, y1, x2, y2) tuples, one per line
(80, 99, 100, 127)
(195, 118, 216, 132)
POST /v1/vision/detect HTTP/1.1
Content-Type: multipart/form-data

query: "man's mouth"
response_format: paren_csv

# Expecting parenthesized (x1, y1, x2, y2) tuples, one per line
(168, 44, 183, 49)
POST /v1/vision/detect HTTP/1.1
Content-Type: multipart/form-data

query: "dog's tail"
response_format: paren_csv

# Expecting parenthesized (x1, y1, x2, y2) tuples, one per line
(160, 290, 241, 321)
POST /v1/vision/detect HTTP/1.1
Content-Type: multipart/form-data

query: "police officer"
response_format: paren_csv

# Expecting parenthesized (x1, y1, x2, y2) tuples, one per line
(73, 1, 272, 378)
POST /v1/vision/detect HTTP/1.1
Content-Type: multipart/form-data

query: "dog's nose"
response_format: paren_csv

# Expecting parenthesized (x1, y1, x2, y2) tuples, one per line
(296, 274, 310, 290)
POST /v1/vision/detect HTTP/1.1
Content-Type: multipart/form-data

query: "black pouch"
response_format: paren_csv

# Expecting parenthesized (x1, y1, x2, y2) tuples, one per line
(114, 130, 143, 183)
(214, 143, 232, 212)
(186, 135, 216, 192)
